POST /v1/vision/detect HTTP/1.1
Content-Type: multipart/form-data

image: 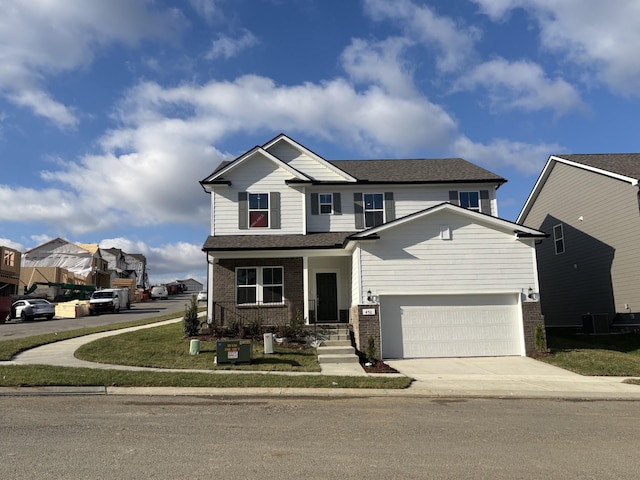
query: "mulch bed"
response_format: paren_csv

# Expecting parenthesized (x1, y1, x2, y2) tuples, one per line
(361, 361, 400, 374)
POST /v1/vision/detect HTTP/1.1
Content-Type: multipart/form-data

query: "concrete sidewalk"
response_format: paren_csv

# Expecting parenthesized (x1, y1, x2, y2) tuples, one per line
(2, 318, 640, 400)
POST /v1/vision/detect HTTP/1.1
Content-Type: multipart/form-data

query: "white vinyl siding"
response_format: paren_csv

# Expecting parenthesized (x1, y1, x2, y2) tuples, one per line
(266, 142, 347, 181)
(306, 185, 496, 232)
(358, 211, 537, 295)
(212, 154, 303, 235)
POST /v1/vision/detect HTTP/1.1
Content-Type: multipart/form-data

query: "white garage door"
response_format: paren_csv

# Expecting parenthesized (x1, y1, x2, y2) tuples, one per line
(380, 294, 523, 359)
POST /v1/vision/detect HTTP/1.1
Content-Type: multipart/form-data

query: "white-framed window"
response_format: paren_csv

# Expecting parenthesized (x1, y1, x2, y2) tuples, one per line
(459, 191, 480, 211)
(553, 224, 565, 255)
(364, 193, 384, 227)
(248, 193, 269, 228)
(319, 194, 333, 214)
(236, 267, 284, 305)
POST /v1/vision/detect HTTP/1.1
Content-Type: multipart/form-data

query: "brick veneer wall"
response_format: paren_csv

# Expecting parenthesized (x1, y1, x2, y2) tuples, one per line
(212, 257, 304, 326)
(522, 301, 546, 356)
(350, 304, 381, 360)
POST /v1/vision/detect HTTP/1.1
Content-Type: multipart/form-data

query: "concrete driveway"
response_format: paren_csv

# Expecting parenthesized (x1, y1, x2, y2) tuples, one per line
(385, 356, 640, 399)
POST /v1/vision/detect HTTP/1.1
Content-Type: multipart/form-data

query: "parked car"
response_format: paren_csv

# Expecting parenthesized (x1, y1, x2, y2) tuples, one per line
(150, 285, 169, 300)
(10, 298, 55, 321)
(196, 291, 207, 302)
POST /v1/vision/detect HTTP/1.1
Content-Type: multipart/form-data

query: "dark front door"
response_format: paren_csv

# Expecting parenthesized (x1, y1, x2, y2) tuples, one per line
(316, 273, 338, 322)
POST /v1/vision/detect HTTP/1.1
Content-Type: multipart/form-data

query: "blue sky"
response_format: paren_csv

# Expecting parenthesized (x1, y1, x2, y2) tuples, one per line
(2, 0, 640, 285)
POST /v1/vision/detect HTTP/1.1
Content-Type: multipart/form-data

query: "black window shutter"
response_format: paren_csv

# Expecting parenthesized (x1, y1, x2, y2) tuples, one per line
(384, 192, 395, 222)
(333, 193, 342, 215)
(480, 190, 490, 214)
(311, 193, 319, 215)
(448, 190, 459, 206)
(270, 192, 281, 229)
(354, 193, 364, 229)
(238, 192, 248, 229)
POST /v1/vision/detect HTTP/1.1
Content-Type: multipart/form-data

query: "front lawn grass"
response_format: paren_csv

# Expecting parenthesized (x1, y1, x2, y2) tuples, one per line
(0, 312, 412, 389)
(76, 321, 321, 372)
(538, 331, 640, 377)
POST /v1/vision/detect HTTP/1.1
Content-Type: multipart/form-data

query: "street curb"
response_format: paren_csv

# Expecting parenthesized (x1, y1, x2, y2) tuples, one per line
(2, 385, 640, 401)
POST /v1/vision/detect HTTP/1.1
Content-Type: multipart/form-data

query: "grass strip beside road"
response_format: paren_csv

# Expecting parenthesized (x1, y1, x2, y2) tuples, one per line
(0, 364, 411, 389)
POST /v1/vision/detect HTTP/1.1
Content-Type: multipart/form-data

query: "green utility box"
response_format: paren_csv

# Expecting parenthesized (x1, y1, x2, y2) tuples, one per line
(216, 339, 253, 364)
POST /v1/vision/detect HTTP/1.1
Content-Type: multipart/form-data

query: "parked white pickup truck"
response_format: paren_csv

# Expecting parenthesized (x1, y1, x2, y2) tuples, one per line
(89, 288, 130, 315)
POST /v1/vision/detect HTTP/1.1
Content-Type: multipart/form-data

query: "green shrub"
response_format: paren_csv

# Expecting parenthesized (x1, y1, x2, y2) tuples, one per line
(366, 336, 376, 363)
(534, 324, 547, 353)
(183, 296, 200, 337)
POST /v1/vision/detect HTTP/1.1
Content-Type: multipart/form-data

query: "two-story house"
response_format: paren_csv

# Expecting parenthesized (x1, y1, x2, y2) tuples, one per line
(201, 134, 546, 360)
(517, 154, 640, 332)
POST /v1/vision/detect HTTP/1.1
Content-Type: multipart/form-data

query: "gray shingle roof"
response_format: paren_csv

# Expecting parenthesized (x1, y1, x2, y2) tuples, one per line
(555, 154, 640, 180)
(208, 157, 505, 184)
(202, 232, 356, 251)
(327, 158, 505, 183)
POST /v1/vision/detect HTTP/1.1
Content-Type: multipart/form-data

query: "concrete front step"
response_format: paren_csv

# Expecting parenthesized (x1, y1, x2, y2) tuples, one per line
(317, 353, 360, 364)
(323, 339, 352, 347)
(317, 345, 355, 356)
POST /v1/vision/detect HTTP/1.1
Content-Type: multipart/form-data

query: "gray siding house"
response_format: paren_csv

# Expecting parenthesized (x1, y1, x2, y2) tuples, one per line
(517, 154, 640, 330)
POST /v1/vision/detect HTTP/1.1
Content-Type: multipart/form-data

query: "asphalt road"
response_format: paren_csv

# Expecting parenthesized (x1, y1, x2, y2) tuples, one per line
(1, 395, 638, 479)
(0, 293, 195, 340)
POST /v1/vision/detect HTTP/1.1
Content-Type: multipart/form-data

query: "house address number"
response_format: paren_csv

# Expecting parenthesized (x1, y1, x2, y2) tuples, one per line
(362, 308, 376, 316)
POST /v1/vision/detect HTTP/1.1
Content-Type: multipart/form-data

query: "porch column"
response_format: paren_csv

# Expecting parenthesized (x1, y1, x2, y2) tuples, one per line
(206, 254, 215, 324)
(302, 255, 309, 325)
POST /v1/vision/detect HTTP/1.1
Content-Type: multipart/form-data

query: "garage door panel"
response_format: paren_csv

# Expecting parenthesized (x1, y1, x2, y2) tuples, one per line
(381, 295, 523, 359)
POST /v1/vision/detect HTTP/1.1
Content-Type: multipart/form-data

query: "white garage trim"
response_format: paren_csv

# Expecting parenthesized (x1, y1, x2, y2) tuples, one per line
(380, 293, 525, 359)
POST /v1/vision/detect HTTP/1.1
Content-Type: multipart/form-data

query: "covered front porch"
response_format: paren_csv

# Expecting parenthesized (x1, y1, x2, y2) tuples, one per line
(202, 232, 359, 328)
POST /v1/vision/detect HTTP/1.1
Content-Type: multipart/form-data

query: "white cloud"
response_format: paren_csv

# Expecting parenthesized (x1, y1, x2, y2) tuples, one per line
(473, 0, 640, 95)
(364, 0, 479, 73)
(341, 37, 417, 98)
(455, 58, 586, 116)
(0, 237, 25, 252)
(189, 0, 222, 23)
(453, 135, 562, 174)
(0, 0, 183, 128)
(31, 73, 458, 232)
(206, 30, 258, 59)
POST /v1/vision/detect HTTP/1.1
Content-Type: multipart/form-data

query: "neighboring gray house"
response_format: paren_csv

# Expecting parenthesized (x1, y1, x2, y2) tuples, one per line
(517, 154, 640, 331)
(201, 134, 546, 359)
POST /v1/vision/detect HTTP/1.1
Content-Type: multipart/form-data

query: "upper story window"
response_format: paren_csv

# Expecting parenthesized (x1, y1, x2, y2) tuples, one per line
(4, 251, 15, 267)
(354, 192, 394, 229)
(459, 191, 480, 211)
(319, 194, 333, 214)
(239, 192, 280, 230)
(236, 266, 284, 305)
(449, 189, 490, 214)
(311, 192, 341, 216)
(249, 193, 269, 228)
(553, 224, 565, 255)
(364, 193, 384, 227)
